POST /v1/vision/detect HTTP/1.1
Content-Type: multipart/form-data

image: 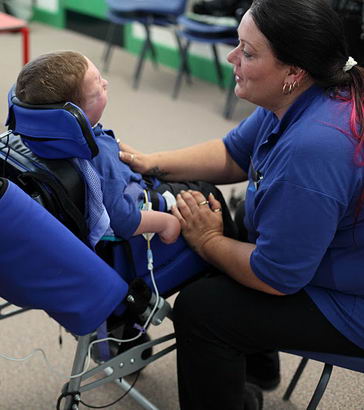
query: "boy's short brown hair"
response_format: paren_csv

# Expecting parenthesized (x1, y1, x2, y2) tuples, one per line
(16, 51, 88, 106)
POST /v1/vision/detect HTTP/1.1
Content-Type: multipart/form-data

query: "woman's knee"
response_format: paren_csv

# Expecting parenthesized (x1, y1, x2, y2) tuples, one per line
(174, 276, 222, 334)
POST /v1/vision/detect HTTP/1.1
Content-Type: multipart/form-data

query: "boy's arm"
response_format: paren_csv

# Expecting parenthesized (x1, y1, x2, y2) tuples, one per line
(133, 210, 181, 244)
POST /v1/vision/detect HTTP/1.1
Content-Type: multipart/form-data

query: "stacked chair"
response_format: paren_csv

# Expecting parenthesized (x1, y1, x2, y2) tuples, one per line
(172, 15, 239, 118)
(103, 0, 188, 89)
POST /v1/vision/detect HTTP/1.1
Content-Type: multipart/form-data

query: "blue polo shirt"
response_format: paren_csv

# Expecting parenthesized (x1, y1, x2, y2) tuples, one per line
(224, 85, 364, 350)
(90, 125, 146, 239)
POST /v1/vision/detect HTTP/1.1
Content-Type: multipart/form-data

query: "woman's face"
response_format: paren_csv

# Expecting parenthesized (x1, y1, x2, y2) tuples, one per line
(227, 11, 290, 113)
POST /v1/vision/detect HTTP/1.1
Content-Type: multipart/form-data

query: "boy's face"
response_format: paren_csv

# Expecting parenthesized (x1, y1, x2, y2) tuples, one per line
(81, 57, 108, 126)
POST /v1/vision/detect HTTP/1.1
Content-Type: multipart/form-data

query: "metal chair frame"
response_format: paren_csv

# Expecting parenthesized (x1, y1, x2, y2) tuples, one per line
(102, 1, 187, 89)
(172, 16, 238, 118)
(282, 350, 364, 409)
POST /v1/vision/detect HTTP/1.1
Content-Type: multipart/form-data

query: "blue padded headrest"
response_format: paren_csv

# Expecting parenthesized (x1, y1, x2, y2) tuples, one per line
(6, 85, 99, 160)
(107, 0, 187, 16)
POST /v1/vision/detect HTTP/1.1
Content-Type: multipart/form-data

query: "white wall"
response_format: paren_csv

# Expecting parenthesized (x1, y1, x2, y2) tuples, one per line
(35, 0, 59, 13)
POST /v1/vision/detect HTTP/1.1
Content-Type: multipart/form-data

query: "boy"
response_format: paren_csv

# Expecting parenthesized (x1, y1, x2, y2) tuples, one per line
(15, 51, 235, 246)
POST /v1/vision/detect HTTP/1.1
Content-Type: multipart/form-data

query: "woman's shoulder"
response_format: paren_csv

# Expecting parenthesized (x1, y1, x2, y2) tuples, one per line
(291, 94, 353, 152)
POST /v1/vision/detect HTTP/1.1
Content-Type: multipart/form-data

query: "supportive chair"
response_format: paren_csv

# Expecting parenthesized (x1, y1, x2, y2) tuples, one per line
(172, 15, 238, 118)
(282, 349, 364, 409)
(103, 0, 188, 89)
(0, 86, 209, 409)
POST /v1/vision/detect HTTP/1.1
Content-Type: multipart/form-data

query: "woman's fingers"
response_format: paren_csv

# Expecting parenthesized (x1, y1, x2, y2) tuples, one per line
(117, 141, 137, 153)
(118, 150, 136, 164)
(208, 192, 222, 213)
(176, 192, 195, 218)
(171, 205, 187, 228)
(174, 190, 224, 254)
(117, 142, 146, 172)
(177, 190, 208, 215)
(184, 190, 222, 213)
(174, 190, 224, 218)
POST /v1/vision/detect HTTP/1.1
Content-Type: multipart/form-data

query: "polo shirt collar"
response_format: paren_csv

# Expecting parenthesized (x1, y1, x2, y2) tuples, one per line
(270, 84, 323, 137)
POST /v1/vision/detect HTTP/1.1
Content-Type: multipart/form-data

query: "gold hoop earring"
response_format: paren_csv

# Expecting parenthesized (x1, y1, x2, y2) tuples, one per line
(282, 82, 291, 95)
(283, 80, 299, 95)
(291, 80, 299, 92)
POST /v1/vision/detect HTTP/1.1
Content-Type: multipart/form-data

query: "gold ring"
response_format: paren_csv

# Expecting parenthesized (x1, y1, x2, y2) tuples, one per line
(198, 200, 209, 206)
(130, 153, 135, 163)
(213, 208, 222, 213)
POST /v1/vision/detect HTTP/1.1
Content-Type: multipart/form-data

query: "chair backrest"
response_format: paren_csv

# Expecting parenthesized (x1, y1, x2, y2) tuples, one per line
(106, 0, 188, 17)
(3, 85, 102, 243)
(6, 85, 98, 160)
(177, 15, 238, 35)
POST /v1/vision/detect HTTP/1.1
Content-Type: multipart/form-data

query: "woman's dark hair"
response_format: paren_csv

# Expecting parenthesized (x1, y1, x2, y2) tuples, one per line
(250, 0, 364, 214)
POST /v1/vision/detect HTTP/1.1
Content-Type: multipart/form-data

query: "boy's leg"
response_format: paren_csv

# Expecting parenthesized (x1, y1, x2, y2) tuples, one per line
(156, 180, 238, 238)
(173, 274, 364, 410)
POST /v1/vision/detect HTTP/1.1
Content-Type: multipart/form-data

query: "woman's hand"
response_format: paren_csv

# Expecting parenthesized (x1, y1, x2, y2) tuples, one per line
(118, 141, 152, 174)
(172, 190, 224, 256)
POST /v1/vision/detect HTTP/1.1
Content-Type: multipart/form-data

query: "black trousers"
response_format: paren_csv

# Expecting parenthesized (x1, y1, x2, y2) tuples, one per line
(173, 274, 364, 410)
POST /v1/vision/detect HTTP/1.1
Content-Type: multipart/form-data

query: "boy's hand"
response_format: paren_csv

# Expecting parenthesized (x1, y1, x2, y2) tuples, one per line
(158, 214, 181, 244)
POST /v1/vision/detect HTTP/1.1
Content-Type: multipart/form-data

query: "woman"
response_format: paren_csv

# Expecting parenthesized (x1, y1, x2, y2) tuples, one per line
(119, 0, 364, 408)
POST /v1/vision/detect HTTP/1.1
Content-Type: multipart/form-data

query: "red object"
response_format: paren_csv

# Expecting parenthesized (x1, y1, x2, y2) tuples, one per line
(0, 12, 30, 65)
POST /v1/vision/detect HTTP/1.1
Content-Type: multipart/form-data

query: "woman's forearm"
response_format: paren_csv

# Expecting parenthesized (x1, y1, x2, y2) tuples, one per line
(146, 139, 247, 184)
(199, 235, 285, 295)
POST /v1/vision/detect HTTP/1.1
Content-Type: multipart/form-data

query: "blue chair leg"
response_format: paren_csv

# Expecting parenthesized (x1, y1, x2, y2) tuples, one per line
(172, 39, 191, 99)
(283, 357, 333, 410)
(133, 23, 156, 89)
(102, 22, 117, 73)
(147, 27, 158, 69)
(223, 71, 237, 119)
(306, 363, 333, 410)
(174, 30, 192, 85)
(211, 44, 224, 90)
(0, 301, 29, 320)
(283, 357, 309, 401)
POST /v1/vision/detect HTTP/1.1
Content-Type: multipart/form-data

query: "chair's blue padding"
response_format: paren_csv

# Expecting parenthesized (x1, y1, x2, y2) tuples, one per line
(0, 179, 128, 335)
(112, 235, 208, 295)
(107, 0, 187, 17)
(283, 350, 364, 373)
(107, 11, 173, 27)
(7, 87, 98, 160)
(178, 15, 237, 35)
(12, 106, 94, 159)
(177, 29, 238, 45)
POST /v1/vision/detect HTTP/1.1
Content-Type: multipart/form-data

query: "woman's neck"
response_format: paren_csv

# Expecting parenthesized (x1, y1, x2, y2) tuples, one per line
(273, 77, 315, 119)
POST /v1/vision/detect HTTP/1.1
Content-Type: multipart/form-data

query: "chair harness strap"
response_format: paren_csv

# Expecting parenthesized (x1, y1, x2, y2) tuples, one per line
(18, 171, 90, 245)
